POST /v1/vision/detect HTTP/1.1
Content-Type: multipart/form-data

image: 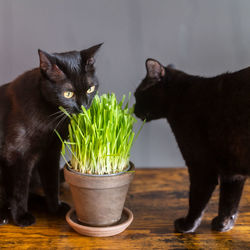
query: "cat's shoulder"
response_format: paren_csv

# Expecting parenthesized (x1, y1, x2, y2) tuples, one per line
(5, 68, 41, 94)
(13, 68, 40, 85)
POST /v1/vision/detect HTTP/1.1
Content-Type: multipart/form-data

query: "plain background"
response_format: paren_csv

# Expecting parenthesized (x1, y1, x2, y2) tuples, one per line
(1, 0, 250, 167)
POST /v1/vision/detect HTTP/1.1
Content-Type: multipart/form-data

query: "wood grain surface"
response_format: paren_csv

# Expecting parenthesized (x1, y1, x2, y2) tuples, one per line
(1, 168, 250, 249)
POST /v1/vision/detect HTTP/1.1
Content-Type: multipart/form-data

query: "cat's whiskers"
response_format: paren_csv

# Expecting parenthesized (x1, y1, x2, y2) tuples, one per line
(50, 107, 71, 131)
(47, 111, 66, 128)
(49, 110, 64, 118)
(54, 115, 68, 131)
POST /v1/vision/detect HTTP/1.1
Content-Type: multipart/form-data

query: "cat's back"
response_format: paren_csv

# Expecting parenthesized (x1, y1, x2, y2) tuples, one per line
(213, 66, 250, 115)
(190, 66, 250, 114)
(0, 69, 40, 116)
(218, 66, 250, 96)
(227, 66, 250, 81)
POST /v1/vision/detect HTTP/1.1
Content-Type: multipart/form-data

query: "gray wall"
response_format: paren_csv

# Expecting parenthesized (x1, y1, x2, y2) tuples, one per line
(1, 0, 250, 167)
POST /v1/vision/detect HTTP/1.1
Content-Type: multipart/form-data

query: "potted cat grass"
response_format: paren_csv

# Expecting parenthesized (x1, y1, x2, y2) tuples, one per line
(57, 93, 142, 237)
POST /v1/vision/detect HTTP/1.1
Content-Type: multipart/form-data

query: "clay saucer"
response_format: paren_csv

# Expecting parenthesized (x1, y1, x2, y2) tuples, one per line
(66, 207, 133, 237)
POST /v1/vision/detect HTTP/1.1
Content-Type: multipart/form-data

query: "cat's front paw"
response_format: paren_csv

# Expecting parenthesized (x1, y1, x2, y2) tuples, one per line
(0, 215, 8, 225)
(0, 208, 9, 225)
(14, 212, 36, 227)
(174, 217, 201, 233)
(211, 214, 237, 232)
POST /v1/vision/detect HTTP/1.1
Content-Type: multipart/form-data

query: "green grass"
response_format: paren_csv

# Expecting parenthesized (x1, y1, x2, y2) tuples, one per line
(56, 93, 143, 175)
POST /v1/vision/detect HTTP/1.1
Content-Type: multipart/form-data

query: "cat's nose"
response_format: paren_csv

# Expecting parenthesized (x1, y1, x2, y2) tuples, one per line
(77, 99, 88, 111)
(137, 113, 147, 121)
(73, 106, 82, 113)
(79, 98, 90, 110)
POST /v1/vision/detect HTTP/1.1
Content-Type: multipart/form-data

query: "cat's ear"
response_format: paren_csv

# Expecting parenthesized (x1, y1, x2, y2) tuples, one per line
(38, 49, 65, 81)
(81, 43, 103, 71)
(146, 59, 165, 79)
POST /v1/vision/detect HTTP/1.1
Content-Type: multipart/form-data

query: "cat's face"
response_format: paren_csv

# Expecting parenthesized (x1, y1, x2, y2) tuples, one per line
(38, 43, 102, 114)
(134, 59, 168, 121)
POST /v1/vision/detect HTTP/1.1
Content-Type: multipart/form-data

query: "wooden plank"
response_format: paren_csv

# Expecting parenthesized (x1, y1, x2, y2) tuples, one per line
(0, 168, 250, 249)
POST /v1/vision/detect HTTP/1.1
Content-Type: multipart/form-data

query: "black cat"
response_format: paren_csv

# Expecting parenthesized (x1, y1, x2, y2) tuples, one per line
(0, 43, 102, 226)
(134, 58, 250, 233)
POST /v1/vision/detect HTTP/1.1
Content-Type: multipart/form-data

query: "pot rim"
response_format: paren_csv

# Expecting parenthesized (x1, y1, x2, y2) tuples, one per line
(65, 161, 134, 177)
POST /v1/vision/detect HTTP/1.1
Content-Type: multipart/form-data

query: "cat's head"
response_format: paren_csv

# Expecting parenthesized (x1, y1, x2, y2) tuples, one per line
(38, 43, 102, 114)
(134, 58, 171, 121)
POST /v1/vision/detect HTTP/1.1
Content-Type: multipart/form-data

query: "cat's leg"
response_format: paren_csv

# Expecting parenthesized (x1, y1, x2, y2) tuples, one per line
(211, 175, 246, 232)
(0, 205, 9, 225)
(174, 169, 218, 233)
(9, 161, 36, 227)
(0, 161, 9, 225)
(37, 146, 70, 214)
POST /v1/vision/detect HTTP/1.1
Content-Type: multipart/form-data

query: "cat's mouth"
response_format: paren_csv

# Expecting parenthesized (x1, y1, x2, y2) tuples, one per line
(72, 106, 83, 114)
(134, 111, 151, 122)
(72, 104, 91, 114)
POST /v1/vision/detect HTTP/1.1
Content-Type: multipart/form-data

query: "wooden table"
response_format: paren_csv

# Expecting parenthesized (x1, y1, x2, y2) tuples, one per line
(1, 168, 250, 249)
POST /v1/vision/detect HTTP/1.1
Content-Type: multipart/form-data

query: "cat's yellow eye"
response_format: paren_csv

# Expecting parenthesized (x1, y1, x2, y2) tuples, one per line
(64, 91, 74, 99)
(87, 86, 95, 94)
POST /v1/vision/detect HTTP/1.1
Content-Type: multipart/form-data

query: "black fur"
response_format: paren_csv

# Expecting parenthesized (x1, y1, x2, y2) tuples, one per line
(134, 58, 250, 233)
(0, 43, 102, 226)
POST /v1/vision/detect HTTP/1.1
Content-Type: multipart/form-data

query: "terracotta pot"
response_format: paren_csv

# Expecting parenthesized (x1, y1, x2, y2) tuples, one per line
(64, 162, 135, 227)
